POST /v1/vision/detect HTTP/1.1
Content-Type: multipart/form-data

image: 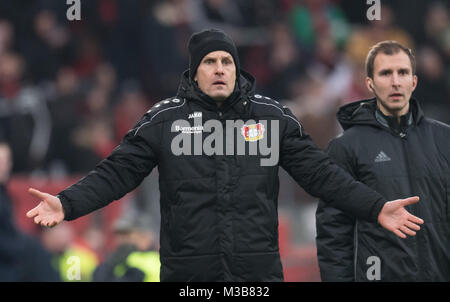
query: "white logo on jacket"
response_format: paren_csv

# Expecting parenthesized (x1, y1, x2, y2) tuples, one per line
(374, 151, 391, 163)
(188, 112, 202, 119)
(170, 117, 279, 166)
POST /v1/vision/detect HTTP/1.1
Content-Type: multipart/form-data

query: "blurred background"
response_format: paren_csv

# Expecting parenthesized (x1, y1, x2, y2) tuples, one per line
(0, 0, 448, 281)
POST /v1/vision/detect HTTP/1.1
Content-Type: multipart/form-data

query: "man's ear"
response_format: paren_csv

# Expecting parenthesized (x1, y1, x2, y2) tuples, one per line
(366, 77, 374, 93)
(412, 75, 418, 92)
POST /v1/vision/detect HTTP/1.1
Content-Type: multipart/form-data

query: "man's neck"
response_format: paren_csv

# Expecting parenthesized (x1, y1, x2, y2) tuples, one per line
(377, 103, 410, 124)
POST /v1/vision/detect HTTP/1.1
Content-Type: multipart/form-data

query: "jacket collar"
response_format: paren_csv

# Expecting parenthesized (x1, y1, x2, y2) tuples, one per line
(375, 107, 413, 134)
(176, 69, 256, 114)
(337, 97, 424, 131)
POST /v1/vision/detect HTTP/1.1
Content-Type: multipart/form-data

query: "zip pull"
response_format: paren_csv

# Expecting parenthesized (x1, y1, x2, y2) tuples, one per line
(399, 132, 406, 138)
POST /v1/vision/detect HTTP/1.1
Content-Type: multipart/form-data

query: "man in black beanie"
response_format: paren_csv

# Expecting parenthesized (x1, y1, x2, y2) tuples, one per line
(27, 28, 423, 282)
(187, 28, 240, 107)
(188, 29, 240, 81)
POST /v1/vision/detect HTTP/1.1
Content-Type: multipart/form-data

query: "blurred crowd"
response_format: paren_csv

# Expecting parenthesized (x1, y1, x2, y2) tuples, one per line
(0, 0, 449, 281)
(0, 0, 448, 175)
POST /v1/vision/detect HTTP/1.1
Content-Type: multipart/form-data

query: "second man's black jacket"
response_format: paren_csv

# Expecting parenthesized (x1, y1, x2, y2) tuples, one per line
(316, 98, 450, 281)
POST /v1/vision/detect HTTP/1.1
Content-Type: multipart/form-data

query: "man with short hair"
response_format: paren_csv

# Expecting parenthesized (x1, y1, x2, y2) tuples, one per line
(27, 30, 423, 282)
(316, 40, 450, 281)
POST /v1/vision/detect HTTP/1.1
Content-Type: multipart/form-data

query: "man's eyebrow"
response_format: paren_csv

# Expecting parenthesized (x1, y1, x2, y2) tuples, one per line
(378, 67, 410, 74)
(378, 68, 392, 73)
(203, 55, 233, 61)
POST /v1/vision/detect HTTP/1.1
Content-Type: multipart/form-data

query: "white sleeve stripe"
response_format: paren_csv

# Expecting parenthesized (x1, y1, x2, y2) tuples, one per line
(249, 98, 303, 136)
(134, 98, 186, 136)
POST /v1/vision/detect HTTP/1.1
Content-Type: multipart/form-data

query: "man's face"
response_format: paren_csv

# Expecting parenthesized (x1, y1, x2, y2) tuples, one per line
(366, 51, 418, 117)
(194, 50, 236, 102)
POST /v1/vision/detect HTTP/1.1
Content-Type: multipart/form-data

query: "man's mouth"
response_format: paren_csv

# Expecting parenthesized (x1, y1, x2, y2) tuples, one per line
(213, 80, 226, 86)
(389, 93, 403, 98)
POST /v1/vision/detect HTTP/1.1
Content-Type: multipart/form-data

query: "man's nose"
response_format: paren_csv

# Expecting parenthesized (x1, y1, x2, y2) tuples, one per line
(391, 73, 401, 86)
(215, 62, 224, 74)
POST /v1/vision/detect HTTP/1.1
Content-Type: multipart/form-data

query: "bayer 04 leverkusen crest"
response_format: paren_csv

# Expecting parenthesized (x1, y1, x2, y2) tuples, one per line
(241, 123, 265, 142)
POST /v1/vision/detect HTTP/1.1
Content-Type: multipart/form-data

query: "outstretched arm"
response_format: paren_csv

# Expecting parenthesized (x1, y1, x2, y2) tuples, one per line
(26, 113, 160, 226)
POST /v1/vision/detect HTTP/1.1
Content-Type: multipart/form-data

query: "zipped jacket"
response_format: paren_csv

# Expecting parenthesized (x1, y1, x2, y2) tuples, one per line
(59, 71, 388, 281)
(316, 98, 450, 281)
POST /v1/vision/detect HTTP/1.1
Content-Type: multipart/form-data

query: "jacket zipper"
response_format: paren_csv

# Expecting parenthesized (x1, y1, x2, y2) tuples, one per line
(399, 129, 423, 281)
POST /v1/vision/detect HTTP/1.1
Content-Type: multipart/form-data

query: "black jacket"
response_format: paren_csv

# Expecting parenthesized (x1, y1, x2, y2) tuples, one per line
(316, 98, 450, 281)
(58, 70, 387, 281)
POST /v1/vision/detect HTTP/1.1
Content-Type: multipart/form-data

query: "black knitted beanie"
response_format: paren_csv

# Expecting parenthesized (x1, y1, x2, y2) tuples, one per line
(188, 29, 240, 80)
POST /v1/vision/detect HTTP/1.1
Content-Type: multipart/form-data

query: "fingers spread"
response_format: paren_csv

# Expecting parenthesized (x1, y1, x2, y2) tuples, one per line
(394, 229, 406, 239)
(26, 201, 43, 218)
(400, 226, 416, 236)
(26, 208, 38, 218)
(28, 188, 47, 200)
(401, 196, 420, 206)
(408, 214, 424, 225)
(405, 221, 421, 231)
(34, 216, 42, 225)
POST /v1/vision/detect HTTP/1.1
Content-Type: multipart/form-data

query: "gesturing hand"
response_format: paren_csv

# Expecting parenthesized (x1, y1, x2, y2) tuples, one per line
(26, 188, 64, 228)
(378, 196, 424, 238)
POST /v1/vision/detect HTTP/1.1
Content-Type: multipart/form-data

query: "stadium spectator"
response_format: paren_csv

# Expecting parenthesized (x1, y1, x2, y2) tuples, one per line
(414, 46, 450, 124)
(93, 201, 160, 282)
(40, 222, 99, 282)
(0, 52, 52, 173)
(345, 4, 414, 68)
(0, 141, 59, 281)
(0, 19, 14, 56)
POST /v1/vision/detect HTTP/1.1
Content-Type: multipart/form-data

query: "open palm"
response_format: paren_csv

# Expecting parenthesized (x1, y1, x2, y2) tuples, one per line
(26, 188, 64, 227)
(378, 196, 424, 238)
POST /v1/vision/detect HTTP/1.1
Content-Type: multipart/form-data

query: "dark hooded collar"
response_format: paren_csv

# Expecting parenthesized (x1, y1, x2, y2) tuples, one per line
(176, 69, 256, 113)
(375, 106, 413, 135)
(337, 97, 424, 131)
